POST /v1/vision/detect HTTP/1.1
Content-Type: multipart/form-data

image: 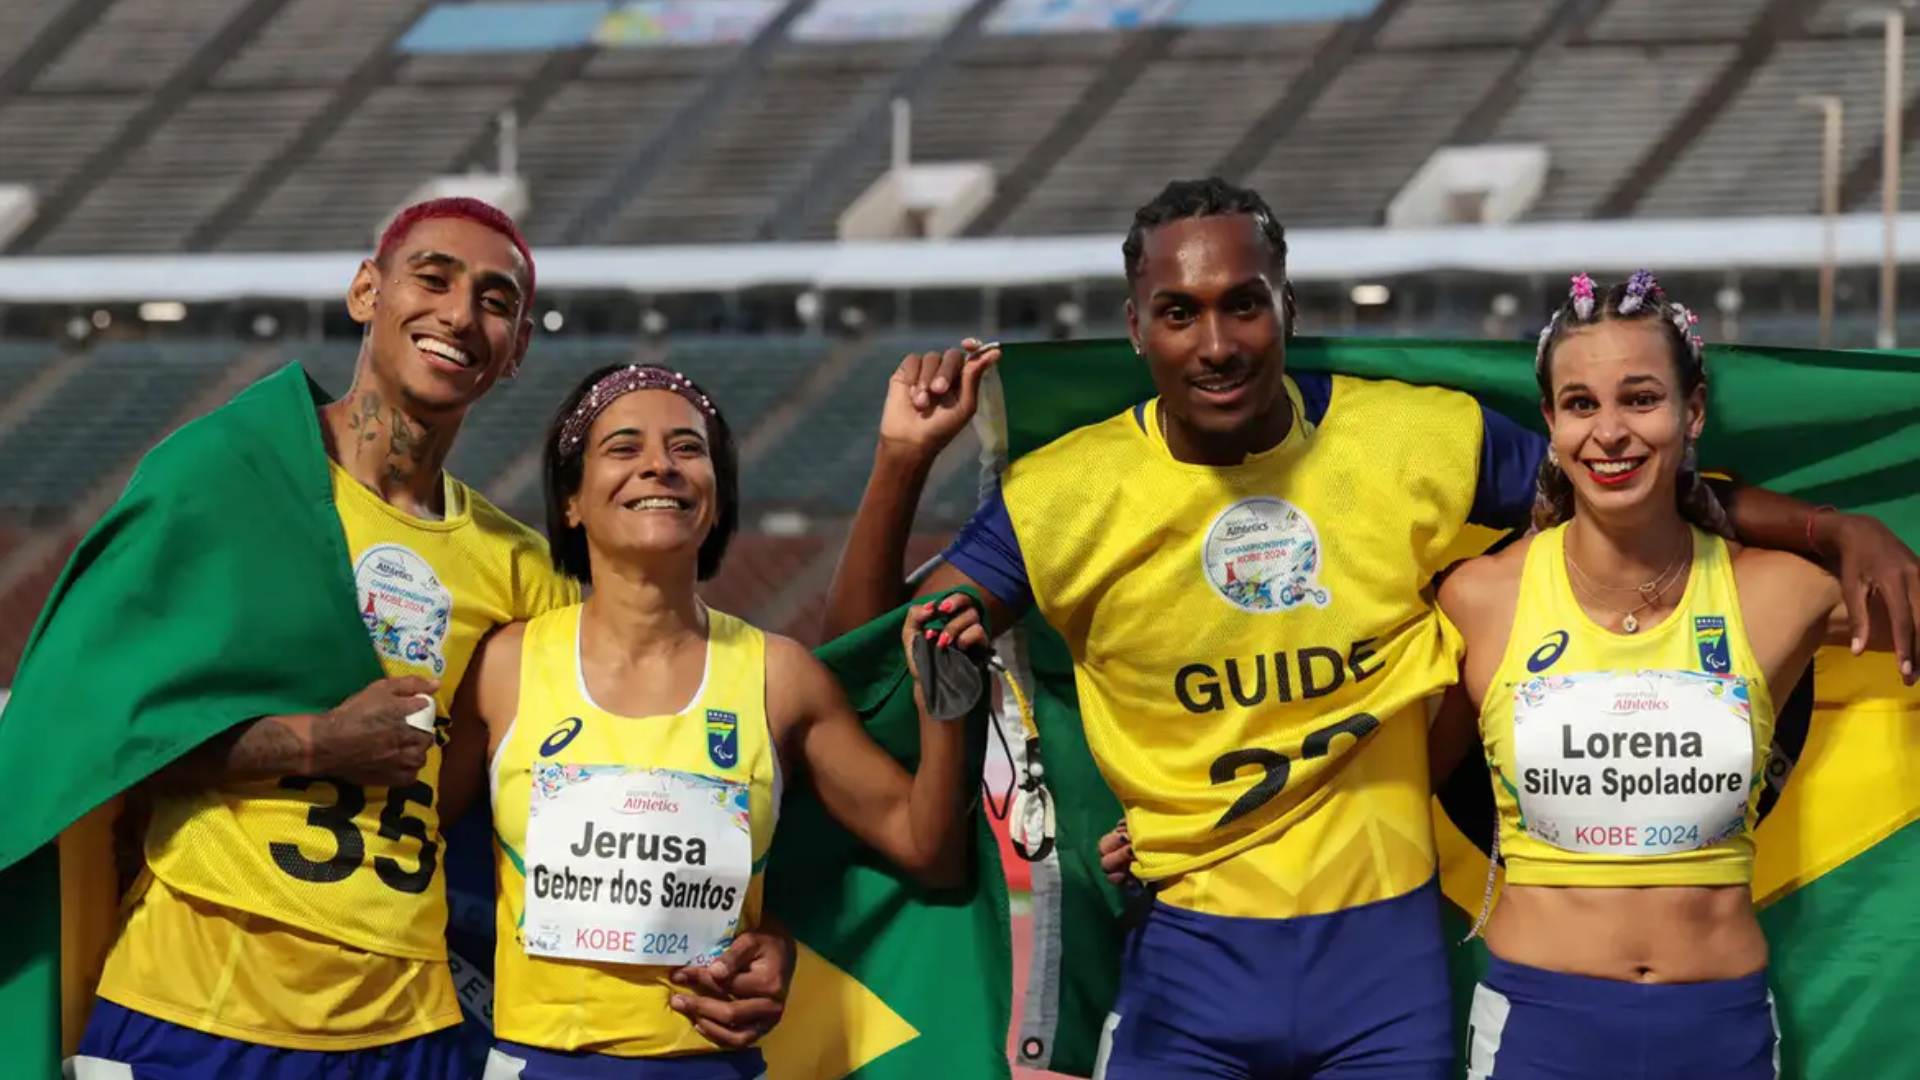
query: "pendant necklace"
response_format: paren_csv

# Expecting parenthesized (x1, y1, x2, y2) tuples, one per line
(1564, 536, 1690, 634)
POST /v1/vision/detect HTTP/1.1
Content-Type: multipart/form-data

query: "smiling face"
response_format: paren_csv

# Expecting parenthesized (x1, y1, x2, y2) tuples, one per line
(1542, 318, 1705, 522)
(566, 390, 718, 577)
(1125, 213, 1289, 446)
(347, 215, 531, 416)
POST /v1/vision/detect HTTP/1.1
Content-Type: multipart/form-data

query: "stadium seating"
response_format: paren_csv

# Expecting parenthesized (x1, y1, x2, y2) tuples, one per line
(1243, 46, 1515, 227)
(0, 343, 58, 413)
(4, 0, 1910, 256)
(1487, 42, 1736, 221)
(497, 46, 735, 243)
(1639, 38, 1920, 219)
(604, 40, 915, 245)
(0, 340, 237, 515)
(997, 24, 1333, 236)
(740, 334, 911, 512)
(443, 337, 641, 491)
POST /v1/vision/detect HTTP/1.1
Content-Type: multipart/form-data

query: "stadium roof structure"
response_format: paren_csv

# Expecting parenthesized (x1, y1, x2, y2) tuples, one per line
(0, 213, 1912, 304)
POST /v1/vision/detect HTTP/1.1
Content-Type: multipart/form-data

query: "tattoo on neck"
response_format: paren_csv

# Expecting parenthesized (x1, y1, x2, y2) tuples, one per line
(337, 388, 437, 484)
(386, 403, 430, 482)
(347, 393, 380, 443)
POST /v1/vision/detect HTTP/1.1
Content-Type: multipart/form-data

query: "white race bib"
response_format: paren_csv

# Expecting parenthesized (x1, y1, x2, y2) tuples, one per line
(1511, 670, 1756, 856)
(522, 763, 752, 968)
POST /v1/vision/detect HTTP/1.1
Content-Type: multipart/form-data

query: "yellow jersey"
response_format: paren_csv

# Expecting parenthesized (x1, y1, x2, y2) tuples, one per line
(1480, 525, 1774, 888)
(957, 373, 1530, 918)
(492, 604, 780, 1057)
(97, 463, 578, 1050)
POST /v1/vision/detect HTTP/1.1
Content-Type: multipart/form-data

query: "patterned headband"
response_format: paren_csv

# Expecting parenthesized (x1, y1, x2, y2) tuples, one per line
(556, 365, 716, 455)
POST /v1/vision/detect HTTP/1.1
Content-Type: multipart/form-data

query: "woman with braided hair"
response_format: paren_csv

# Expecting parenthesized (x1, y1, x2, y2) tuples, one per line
(1433, 271, 1901, 1079)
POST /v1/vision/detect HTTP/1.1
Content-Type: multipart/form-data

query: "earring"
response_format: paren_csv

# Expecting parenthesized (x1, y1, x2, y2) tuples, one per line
(1547, 446, 1560, 467)
(1681, 442, 1698, 474)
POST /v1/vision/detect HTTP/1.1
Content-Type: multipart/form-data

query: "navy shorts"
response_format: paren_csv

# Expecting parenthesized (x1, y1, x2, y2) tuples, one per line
(482, 1043, 764, 1080)
(1464, 955, 1779, 1080)
(1099, 877, 1454, 1080)
(70, 999, 466, 1080)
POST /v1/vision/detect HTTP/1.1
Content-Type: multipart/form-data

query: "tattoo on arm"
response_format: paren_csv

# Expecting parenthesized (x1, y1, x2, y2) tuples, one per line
(155, 715, 314, 789)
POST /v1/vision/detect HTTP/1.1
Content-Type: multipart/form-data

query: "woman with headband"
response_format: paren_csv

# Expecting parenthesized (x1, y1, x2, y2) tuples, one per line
(1432, 272, 1900, 1079)
(446, 363, 984, 1080)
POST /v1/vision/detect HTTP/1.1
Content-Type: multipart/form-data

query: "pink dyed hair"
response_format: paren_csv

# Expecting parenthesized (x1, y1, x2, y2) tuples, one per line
(375, 197, 536, 309)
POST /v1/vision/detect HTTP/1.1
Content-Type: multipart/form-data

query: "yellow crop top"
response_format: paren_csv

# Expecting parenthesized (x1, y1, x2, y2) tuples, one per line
(1479, 525, 1774, 888)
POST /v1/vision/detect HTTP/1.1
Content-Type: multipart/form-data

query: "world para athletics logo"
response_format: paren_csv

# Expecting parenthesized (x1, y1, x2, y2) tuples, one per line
(1200, 496, 1331, 613)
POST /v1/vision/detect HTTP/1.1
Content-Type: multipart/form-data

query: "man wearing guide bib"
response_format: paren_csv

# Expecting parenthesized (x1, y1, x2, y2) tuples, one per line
(823, 178, 1920, 1080)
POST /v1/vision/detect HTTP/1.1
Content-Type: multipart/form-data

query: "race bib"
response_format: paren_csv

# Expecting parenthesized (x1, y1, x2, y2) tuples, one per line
(522, 763, 752, 968)
(1511, 670, 1756, 856)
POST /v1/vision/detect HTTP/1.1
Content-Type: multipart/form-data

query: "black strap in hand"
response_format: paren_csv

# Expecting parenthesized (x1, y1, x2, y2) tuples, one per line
(911, 632, 987, 722)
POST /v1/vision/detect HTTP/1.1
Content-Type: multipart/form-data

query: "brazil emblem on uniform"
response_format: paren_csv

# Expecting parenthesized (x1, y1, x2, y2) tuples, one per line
(1695, 615, 1731, 674)
(706, 709, 740, 769)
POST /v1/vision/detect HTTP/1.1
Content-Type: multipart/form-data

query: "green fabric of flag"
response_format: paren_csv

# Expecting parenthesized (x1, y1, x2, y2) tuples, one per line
(986, 337, 1920, 1080)
(0, 362, 1012, 1080)
(763, 597, 1013, 1080)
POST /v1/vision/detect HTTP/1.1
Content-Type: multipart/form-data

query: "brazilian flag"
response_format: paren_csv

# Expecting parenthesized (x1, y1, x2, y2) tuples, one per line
(0, 362, 1012, 1080)
(986, 337, 1920, 1080)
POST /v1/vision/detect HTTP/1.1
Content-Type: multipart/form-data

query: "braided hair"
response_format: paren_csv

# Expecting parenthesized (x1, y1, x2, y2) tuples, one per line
(1123, 177, 1298, 335)
(1530, 270, 1733, 539)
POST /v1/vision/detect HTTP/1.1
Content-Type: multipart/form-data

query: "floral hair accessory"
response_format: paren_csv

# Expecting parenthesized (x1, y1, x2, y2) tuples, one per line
(1618, 269, 1657, 315)
(1668, 302, 1705, 363)
(557, 365, 716, 455)
(1570, 273, 1596, 320)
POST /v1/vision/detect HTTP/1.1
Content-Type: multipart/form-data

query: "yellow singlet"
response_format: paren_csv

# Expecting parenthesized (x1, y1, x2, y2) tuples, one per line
(1479, 525, 1775, 888)
(492, 604, 780, 1057)
(999, 375, 1485, 918)
(97, 465, 578, 1050)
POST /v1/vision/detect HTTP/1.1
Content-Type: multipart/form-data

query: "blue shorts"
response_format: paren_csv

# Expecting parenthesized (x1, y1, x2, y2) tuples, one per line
(1100, 877, 1454, 1080)
(71, 1000, 466, 1080)
(1464, 955, 1779, 1080)
(482, 1043, 764, 1080)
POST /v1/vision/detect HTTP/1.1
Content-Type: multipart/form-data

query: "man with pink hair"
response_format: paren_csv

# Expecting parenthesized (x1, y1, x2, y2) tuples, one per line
(63, 200, 789, 1080)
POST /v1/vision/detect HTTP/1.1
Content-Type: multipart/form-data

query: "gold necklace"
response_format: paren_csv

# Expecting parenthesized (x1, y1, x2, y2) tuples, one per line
(1563, 535, 1690, 634)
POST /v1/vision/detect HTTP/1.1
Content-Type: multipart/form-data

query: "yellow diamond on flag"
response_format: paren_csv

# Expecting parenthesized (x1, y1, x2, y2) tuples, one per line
(763, 941, 919, 1080)
(1751, 649, 1920, 908)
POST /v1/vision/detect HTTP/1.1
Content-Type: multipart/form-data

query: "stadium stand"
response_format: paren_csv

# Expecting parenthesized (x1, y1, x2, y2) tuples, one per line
(0, 343, 58, 414)
(996, 23, 1333, 236)
(606, 40, 915, 245)
(5, 13, 1920, 1080)
(0, 341, 241, 516)
(1, 0, 1916, 680)
(2, 0, 1912, 257)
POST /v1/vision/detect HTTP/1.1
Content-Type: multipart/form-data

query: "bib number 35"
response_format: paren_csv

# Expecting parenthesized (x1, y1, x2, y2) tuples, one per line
(270, 776, 440, 894)
(1208, 712, 1380, 830)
